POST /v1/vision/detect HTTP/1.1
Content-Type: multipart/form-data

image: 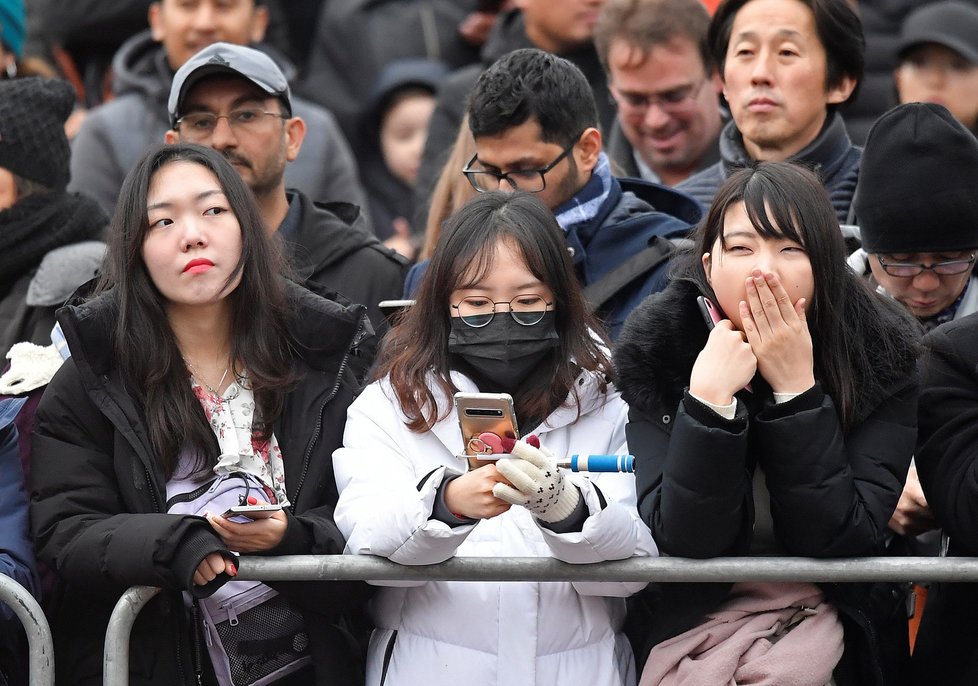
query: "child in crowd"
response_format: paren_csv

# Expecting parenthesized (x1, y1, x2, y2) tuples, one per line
(358, 58, 447, 259)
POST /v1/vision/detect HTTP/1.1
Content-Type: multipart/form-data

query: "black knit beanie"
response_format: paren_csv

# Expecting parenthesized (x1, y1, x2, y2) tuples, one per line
(0, 77, 74, 190)
(856, 102, 978, 254)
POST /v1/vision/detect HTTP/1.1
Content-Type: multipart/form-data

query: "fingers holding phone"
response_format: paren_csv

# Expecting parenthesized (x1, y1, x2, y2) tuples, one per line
(689, 320, 757, 406)
(444, 464, 513, 520)
(206, 498, 288, 553)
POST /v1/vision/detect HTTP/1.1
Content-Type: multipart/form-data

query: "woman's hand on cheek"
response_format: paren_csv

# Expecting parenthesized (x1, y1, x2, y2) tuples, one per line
(206, 505, 288, 554)
(741, 271, 815, 394)
(689, 320, 757, 406)
(444, 464, 512, 520)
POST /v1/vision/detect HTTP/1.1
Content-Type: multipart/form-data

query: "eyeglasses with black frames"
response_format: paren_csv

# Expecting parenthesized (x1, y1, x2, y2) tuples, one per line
(451, 294, 554, 328)
(176, 107, 288, 140)
(876, 253, 977, 278)
(462, 132, 584, 193)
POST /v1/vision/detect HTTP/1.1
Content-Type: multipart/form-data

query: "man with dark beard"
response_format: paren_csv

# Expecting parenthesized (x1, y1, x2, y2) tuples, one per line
(166, 43, 407, 331)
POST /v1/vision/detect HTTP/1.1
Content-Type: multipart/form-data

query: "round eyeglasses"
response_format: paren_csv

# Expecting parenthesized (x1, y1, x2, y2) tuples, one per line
(876, 253, 976, 278)
(451, 294, 554, 328)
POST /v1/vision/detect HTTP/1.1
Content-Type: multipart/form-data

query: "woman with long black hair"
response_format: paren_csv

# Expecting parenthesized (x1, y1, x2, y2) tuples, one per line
(615, 162, 920, 685)
(30, 143, 371, 686)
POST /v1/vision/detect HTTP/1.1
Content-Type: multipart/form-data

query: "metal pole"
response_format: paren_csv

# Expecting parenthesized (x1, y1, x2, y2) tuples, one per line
(0, 575, 53, 685)
(235, 555, 978, 584)
(103, 586, 160, 686)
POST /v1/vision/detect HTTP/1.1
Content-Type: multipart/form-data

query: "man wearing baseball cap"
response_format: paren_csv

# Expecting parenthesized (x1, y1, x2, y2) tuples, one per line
(68, 0, 366, 218)
(166, 42, 407, 332)
(894, 1, 978, 134)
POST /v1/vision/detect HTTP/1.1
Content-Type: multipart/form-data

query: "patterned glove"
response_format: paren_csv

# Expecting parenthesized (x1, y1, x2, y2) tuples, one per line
(492, 438, 580, 523)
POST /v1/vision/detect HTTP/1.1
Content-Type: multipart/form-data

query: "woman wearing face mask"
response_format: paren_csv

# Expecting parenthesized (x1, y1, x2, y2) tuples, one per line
(614, 162, 920, 686)
(333, 191, 656, 686)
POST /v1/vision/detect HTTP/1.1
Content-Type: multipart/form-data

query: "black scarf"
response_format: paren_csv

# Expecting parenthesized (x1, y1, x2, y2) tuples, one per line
(0, 191, 107, 290)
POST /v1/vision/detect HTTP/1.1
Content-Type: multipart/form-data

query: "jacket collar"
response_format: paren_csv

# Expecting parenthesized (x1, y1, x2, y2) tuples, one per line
(720, 111, 855, 179)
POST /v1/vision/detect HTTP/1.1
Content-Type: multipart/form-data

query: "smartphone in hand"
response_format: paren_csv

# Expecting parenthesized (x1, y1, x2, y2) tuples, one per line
(221, 504, 283, 520)
(454, 392, 520, 468)
(696, 295, 722, 330)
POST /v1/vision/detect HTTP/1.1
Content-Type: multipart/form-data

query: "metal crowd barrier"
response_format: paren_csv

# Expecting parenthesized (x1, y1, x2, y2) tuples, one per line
(104, 555, 978, 685)
(0, 574, 53, 685)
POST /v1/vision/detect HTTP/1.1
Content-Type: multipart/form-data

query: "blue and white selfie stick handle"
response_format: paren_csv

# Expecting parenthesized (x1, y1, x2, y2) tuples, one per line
(557, 454, 635, 473)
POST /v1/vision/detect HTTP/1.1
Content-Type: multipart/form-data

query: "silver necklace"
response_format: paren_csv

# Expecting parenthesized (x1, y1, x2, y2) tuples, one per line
(185, 359, 231, 397)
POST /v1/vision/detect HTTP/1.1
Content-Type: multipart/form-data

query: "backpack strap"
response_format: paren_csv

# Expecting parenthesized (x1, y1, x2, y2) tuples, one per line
(583, 236, 687, 312)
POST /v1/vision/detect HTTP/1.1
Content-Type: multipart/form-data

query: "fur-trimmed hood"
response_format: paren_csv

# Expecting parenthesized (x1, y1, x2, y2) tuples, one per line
(614, 277, 919, 426)
(614, 278, 708, 418)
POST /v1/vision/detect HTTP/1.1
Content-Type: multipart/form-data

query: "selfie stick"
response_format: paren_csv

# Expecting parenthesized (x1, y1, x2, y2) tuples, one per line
(557, 454, 635, 473)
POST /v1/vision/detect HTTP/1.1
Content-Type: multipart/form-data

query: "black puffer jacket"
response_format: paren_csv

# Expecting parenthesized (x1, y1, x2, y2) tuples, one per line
(914, 316, 978, 684)
(30, 281, 374, 686)
(614, 278, 918, 686)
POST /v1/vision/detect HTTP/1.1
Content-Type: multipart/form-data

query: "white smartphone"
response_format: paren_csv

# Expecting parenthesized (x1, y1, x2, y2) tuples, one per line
(221, 504, 283, 520)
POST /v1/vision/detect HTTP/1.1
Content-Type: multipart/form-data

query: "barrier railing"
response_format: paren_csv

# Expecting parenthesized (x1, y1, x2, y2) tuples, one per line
(0, 574, 53, 685)
(104, 555, 978, 685)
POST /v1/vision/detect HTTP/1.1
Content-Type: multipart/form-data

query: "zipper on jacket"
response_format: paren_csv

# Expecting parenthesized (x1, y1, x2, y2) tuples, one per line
(291, 312, 364, 508)
(144, 467, 161, 513)
(378, 630, 398, 686)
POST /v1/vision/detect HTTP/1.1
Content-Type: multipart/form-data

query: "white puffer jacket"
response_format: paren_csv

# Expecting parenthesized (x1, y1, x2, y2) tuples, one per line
(333, 370, 657, 686)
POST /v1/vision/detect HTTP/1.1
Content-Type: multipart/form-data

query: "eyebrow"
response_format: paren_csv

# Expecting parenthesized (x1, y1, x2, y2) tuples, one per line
(181, 94, 272, 114)
(732, 28, 805, 43)
(721, 230, 758, 240)
(474, 155, 545, 171)
(147, 189, 226, 212)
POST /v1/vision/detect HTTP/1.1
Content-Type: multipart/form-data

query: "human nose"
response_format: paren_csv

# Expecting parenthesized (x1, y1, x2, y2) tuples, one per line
(642, 100, 673, 129)
(749, 49, 775, 85)
(911, 268, 941, 290)
(180, 216, 208, 251)
(209, 115, 238, 149)
(190, 4, 218, 32)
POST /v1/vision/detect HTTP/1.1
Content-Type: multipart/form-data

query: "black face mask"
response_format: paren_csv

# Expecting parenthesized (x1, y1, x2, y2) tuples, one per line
(448, 311, 560, 393)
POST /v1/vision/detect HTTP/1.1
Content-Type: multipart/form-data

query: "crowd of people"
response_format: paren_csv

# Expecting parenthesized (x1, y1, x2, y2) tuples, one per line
(1, 0, 978, 685)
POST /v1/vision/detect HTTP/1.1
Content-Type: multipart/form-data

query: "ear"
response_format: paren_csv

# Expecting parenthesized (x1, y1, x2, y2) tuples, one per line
(148, 3, 164, 42)
(164, 129, 179, 144)
(250, 5, 270, 43)
(702, 252, 713, 286)
(709, 68, 724, 96)
(826, 73, 857, 106)
(575, 127, 603, 173)
(892, 67, 905, 97)
(284, 117, 306, 162)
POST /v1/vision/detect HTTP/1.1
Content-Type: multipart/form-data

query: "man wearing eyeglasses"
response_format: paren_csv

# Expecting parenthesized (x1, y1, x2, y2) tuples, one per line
(850, 103, 978, 330)
(848, 104, 978, 591)
(166, 42, 407, 332)
(463, 48, 703, 339)
(677, 0, 864, 224)
(593, 0, 724, 187)
(67, 0, 366, 219)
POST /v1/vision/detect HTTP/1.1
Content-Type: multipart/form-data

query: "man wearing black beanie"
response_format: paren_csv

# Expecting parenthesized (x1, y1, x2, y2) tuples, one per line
(849, 102, 978, 328)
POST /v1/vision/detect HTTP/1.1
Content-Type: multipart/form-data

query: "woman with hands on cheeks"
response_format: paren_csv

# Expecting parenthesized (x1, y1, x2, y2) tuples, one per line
(614, 162, 920, 686)
(30, 143, 372, 686)
(332, 191, 656, 686)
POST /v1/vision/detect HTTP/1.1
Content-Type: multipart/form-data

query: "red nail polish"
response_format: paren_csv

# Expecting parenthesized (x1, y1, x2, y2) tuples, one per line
(229, 564, 237, 577)
(247, 495, 258, 505)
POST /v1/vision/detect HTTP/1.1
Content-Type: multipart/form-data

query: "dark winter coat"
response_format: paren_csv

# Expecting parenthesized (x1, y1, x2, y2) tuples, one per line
(677, 112, 861, 223)
(913, 316, 978, 684)
(614, 278, 918, 686)
(282, 190, 408, 333)
(68, 30, 366, 216)
(30, 282, 374, 686)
